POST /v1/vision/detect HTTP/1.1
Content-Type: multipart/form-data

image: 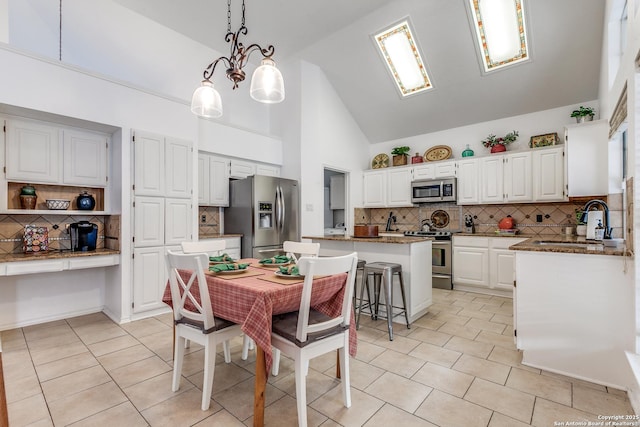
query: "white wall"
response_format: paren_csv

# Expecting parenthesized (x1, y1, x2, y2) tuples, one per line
(298, 61, 371, 237)
(371, 101, 599, 160)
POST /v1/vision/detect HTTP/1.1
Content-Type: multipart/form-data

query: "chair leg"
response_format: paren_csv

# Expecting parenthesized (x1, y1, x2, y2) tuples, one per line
(398, 271, 410, 329)
(222, 340, 232, 363)
(339, 344, 351, 408)
(201, 336, 217, 411)
(271, 348, 281, 376)
(384, 271, 394, 341)
(356, 271, 368, 329)
(241, 336, 252, 360)
(172, 334, 186, 392)
(295, 357, 308, 427)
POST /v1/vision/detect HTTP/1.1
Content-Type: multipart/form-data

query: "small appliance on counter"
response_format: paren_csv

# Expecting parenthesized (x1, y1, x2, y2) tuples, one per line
(69, 221, 98, 251)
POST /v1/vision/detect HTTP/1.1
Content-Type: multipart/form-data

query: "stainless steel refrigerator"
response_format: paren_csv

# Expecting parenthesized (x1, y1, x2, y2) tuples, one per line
(224, 175, 299, 259)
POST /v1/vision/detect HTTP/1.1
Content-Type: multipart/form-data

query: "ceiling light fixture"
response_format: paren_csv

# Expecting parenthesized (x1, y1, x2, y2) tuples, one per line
(468, 0, 529, 72)
(374, 20, 432, 97)
(190, 0, 285, 119)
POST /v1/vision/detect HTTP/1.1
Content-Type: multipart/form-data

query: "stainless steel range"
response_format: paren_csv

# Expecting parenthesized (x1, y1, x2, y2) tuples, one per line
(404, 230, 453, 289)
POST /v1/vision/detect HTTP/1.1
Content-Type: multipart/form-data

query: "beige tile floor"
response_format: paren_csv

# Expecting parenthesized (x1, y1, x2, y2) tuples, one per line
(1, 288, 635, 426)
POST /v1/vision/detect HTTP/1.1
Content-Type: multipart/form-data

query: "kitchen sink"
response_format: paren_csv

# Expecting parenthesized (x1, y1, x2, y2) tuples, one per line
(533, 241, 603, 248)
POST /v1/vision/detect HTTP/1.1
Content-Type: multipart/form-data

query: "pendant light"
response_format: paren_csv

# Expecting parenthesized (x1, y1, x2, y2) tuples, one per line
(190, 0, 285, 118)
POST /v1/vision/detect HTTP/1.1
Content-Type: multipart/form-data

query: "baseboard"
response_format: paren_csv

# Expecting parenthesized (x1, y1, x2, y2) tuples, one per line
(625, 352, 640, 414)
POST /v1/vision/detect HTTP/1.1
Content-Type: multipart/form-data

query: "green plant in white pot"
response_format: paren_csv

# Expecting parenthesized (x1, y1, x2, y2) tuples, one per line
(575, 208, 587, 236)
(391, 146, 411, 166)
(570, 106, 595, 123)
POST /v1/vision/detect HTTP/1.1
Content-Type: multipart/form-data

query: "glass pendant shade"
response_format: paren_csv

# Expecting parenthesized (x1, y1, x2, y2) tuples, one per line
(250, 59, 285, 104)
(190, 80, 223, 118)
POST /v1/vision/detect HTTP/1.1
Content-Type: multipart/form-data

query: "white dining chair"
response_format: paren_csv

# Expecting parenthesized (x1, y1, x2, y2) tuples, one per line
(181, 240, 253, 356)
(181, 240, 226, 256)
(166, 250, 243, 411)
(283, 240, 321, 263)
(270, 252, 358, 427)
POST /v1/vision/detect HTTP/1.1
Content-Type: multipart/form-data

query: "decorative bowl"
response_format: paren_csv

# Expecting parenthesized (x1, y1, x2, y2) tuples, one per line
(46, 199, 70, 210)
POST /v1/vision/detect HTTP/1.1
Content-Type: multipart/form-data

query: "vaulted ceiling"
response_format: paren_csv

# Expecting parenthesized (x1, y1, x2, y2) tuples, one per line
(113, 0, 605, 143)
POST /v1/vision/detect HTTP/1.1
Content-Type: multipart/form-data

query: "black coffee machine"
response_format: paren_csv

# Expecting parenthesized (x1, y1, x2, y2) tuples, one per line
(69, 221, 98, 251)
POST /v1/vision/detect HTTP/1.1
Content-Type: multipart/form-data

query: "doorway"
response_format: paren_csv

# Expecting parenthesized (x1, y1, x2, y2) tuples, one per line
(323, 168, 347, 235)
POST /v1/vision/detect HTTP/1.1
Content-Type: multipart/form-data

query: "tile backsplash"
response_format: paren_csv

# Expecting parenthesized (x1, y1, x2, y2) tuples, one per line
(356, 197, 623, 238)
(0, 214, 113, 254)
(198, 206, 221, 238)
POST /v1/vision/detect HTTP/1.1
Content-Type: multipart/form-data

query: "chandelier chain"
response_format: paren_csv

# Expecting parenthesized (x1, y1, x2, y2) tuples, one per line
(241, 0, 246, 27)
(227, 0, 231, 33)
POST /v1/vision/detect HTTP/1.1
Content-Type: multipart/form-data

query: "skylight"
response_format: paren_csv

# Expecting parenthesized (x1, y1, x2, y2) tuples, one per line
(374, 20, 432, 97)
(468, 0, 529, 72)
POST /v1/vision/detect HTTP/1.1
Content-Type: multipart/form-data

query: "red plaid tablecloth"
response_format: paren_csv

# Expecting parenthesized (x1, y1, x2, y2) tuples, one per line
(162, 259, 357, 372)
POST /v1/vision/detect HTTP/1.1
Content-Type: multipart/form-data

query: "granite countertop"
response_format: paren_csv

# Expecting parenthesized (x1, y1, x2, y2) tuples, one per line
(198, 234, 243, 239)
(509, 236, 628, 257)
(303, 235, 432, 244)
(1, 248, 121, 263)
(456, 232, 537, 238)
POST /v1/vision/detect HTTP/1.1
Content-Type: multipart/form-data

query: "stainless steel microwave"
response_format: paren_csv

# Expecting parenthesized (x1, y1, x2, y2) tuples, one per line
(411, 178, 456, 203)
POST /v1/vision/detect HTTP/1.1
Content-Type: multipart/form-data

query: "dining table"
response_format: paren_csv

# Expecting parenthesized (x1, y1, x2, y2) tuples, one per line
(162, 258, 357, 427)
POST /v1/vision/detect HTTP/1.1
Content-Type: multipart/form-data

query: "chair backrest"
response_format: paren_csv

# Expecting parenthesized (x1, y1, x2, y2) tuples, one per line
(181, 240, 226, 256)
(283, 241, 320, 263)
(166, 250, 216, 331)
(295, 252, 358, 343)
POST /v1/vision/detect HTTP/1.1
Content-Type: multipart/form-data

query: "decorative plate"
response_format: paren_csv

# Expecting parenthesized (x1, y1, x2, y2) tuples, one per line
(430, 210, 450, 228)
(260, 261, 291, 268)
(210, 260, 237, 265)
(371, 153, 389, 169)
(424, 145, 452, 162)
(215, 269, 247, 275)
(274, 271, 304, 279)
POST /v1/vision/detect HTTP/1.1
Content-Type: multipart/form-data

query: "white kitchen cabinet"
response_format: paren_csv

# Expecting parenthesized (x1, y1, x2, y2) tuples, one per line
(209, 156, 230, 206)
(504, 151, 532, 202)
(165, 137, 193, 199)
(453, 236, 526, 296)
(412, 163, 435, 180)
(198, 153, 230, 207)
(453, 236, 489, 288)
(199, 236, 241, 260)
(63, 129, 108, 187)
(362, 170, 386, 207)
(386, 167, 413, 206)
(133, 196, 165, 247)
(456, 158, 479, 204)
(197, 154, 209, 205)
(489, 237, 526, 292)
(134, 131, 192, 198)
(330, 175, 345, 210)
(229, 159, 255, 178)
(479, 156, 504, 203)
(564, 120, 608, 197)
(133, 131, 165, 197)
(255, 163, 280, 177)
(5, 118, 62, 183)
(433, 160, 457, 178)
(165, 198, 193, 245)
(132, 246, 167, 314)
(533, 146, 564, 201)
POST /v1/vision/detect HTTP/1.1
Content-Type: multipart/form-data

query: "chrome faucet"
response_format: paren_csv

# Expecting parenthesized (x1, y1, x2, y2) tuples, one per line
(580, 199, 612, 239)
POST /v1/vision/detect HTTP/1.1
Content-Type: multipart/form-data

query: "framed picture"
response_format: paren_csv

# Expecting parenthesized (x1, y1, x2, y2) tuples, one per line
(529, 132, 559, 148)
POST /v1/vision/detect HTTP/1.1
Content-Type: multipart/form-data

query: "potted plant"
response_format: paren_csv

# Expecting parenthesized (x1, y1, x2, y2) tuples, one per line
(481, 130, 519, 153)
(570, 106, 595, 123)
(391, 146, 411, 166)
(575, 208, 587, 236)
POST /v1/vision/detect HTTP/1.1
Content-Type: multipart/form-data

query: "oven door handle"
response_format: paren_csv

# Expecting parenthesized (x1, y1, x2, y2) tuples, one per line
(432, 274, 451, 279)
(431, 241, 451, 246)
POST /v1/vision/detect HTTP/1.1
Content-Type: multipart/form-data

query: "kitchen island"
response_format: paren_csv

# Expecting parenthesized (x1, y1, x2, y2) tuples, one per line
(303, 235, 432, 322)
(510, 236, 633, 389)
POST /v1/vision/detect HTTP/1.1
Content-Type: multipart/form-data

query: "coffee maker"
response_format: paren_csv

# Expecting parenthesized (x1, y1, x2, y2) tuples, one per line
(69, 221, 98, 251)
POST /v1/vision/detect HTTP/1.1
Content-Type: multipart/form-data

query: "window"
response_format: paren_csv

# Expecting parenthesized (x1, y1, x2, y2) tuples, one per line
(373, 19, 432, 97)
(468, 0, 530, 72)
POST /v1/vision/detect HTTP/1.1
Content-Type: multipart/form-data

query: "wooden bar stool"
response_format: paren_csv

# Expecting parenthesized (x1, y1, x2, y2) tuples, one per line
(357, 262, 410, 340)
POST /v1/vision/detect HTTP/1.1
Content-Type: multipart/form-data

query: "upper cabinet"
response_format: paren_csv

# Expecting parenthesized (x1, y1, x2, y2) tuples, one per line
(412, 159, 457, 180)
(6, 118, 108, 187)
(229, 159, 255, 179)
(362, 169, 387, 207)
(532, 146, 565, 202)
(457, 158, 480, 204)
(479, 152, 532, 204)
(134, 131, 192, 199)
(564, 120, 608, 197)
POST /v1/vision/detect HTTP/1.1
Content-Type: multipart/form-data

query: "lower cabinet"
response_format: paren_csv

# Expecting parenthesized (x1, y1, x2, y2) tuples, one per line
(132, 246, 171, 314)
(453, 236, 526, 296)
(199, 237, 241, 260)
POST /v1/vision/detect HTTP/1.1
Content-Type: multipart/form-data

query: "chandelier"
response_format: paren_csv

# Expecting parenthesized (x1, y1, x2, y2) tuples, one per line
(190, 0, 285, 118)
